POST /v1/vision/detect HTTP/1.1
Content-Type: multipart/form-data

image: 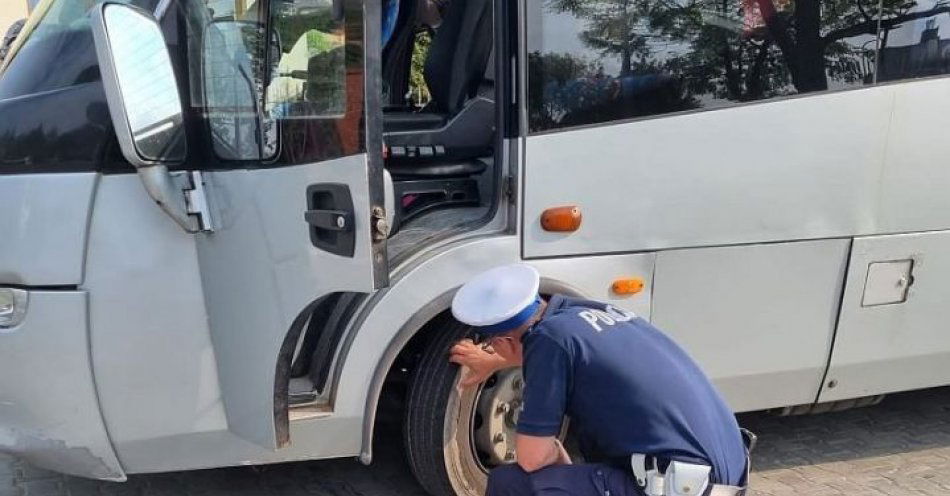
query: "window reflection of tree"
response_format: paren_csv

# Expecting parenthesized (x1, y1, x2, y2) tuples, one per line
(532, 0, 950, 130)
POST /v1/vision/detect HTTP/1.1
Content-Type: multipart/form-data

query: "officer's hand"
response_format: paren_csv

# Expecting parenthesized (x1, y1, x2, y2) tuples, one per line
(449, 339, 510, 388)
(489, 337, 523, 368)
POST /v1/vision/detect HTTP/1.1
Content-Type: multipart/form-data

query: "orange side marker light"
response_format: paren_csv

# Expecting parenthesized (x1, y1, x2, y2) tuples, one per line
(541, 206, 582, 232)
(612, 278, 645, 295)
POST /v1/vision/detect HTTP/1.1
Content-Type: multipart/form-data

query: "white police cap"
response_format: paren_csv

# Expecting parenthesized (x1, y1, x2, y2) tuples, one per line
(452, 263, 541, 334)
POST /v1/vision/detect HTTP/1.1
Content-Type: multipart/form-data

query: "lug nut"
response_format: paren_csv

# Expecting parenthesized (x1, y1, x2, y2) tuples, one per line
(496, 402, 511, 415)
(493, 433, 505, 444)
(504, 451, 515, 461)
(512, 378, 523, 390)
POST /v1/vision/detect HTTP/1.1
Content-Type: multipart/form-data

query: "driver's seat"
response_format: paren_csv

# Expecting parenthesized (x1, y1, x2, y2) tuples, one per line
(422, 0, 493, 117)
(383, 0, 494, 161)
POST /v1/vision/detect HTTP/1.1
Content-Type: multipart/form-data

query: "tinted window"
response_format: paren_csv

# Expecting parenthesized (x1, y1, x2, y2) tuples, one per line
(186, 0, 357, 163)
(876, 0, 950, 82)
(267, 0, 347, 118)
(527, 0, 950, 132)
(0, 0, 157, 100)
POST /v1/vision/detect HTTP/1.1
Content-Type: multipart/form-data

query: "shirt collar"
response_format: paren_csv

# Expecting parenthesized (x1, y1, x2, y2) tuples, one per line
(522, 294, 569, 343)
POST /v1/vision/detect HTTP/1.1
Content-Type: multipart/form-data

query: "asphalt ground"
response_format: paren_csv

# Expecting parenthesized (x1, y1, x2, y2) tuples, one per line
(3, 386, 950, 496)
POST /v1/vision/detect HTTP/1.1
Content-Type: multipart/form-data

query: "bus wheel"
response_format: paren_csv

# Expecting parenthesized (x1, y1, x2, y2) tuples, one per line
(404, 320, 523, 496)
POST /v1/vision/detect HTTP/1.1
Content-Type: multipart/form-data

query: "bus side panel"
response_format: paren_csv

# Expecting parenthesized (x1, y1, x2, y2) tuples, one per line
(83, 175, 230, 457)
(0, 291, 125, 480)
(820, 231, 950, 402)
(84, 174, 366, 474)
(523, 81, 922, 259)
(878, 78, 950, 232)
(0, 173, 97, 286)
(651, 239, 851, 412)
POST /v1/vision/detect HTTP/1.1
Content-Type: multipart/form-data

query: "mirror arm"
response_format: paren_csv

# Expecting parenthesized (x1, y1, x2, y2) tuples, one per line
(138, 165, 201, 233)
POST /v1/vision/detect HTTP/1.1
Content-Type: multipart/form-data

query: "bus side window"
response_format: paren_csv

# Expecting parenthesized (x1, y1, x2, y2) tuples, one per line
(526, 0, 950, 133)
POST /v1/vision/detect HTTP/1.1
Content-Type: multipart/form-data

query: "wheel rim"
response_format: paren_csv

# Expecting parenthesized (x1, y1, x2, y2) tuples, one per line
(473, 369, 524, 468)
(442, 368, 524, 496)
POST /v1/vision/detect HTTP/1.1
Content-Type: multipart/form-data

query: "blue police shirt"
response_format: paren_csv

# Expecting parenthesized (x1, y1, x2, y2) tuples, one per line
(516, 295, 747, 485)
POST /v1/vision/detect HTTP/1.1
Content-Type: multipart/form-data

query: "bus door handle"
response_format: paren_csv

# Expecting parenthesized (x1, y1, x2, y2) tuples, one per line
(305, 184, 356, 257)
(304, 209, 352, 232)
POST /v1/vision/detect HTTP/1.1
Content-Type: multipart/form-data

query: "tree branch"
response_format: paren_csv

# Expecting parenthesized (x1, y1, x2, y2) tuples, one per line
(856, 1, 872, 23)
(824, 6, 950, 44)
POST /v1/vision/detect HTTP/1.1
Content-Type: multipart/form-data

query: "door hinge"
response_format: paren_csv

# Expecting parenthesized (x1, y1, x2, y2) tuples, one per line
(184, 171, 214, 232)
(371, 205, 389, 241)
(503, 175, 516, 204)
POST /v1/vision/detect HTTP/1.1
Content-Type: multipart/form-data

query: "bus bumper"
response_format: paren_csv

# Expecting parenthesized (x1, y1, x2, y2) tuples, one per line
(0, 290, 125, 481)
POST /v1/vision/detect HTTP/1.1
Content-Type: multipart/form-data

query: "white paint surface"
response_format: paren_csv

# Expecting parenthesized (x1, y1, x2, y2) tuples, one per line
(523, 78, 950, 258)
(651, 239, 851, 412)
(821, 230, 950, 402)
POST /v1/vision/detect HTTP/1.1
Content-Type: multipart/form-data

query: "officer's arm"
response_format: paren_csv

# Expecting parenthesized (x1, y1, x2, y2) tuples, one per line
(515, 435, 571, 472)
(515, 334, 573, 472)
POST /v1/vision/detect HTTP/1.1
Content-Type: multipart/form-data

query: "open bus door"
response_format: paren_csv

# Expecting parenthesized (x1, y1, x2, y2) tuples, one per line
(90, 0, 388, 449)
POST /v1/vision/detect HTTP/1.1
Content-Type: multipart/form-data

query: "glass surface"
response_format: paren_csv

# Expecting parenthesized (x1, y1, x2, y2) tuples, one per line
(266, 0, 347, 118)
(104, 4, 185, 162)
(202, 19, 278, 160)
(527, 0, 884, 132)
(0, 0, 156, 99)
(876, 0, 950, 82)
(193, 0, 348, 161)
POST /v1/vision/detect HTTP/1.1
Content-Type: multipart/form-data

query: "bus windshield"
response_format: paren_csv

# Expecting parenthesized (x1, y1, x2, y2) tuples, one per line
(0, 0, 157, 98)
(0, 0, 349, 162)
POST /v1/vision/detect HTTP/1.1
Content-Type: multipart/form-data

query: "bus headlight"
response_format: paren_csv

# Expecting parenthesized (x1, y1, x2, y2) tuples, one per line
(0, 288, 28, 330)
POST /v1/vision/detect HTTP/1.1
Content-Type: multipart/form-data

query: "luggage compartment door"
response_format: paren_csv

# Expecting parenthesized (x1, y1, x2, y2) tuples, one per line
(819, 231, 950, 402)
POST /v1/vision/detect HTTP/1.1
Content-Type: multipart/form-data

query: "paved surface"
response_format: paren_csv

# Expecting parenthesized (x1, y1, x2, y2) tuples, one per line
(3, 387, 950, 496)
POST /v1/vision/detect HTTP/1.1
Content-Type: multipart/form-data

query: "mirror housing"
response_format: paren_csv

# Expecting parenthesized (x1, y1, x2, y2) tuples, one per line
(91, 2, 201, 233)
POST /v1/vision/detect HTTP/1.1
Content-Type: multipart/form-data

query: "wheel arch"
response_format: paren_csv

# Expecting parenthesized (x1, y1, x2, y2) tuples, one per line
(329, 235, 589, 464)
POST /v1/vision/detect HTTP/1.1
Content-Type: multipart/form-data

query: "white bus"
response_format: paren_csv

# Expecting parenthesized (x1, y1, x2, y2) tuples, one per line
(1, 0, 949, 494)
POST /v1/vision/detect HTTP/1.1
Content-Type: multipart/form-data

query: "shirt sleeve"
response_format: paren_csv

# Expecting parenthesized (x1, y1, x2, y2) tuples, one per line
(516, 334, 573, 437)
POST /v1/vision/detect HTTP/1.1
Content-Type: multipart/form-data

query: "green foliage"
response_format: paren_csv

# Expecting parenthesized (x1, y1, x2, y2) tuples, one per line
(272, 8, 339, 54)
(409, 30, 432, 106)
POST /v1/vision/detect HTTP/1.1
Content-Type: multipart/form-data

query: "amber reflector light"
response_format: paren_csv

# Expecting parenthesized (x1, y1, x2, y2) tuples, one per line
(541, 206, 582, 232)
(612, 278, 645, 295)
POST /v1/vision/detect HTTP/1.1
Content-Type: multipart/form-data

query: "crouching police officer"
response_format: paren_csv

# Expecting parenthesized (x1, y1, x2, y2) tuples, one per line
(449, 264, 753, 496)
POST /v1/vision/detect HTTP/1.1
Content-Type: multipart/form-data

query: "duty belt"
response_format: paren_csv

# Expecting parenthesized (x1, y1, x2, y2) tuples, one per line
(629, 429, 755, 496)
(629, 454, 746, 496)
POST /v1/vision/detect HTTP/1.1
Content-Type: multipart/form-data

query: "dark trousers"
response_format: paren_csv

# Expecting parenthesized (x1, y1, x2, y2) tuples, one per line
(486, 463, 645, 496)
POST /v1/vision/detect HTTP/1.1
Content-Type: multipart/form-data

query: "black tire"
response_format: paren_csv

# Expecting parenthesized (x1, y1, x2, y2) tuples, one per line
(404, 318, 487, 496)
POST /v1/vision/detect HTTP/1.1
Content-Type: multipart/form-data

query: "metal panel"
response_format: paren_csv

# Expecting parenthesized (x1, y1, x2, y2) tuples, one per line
(85, 175, 371, 474)
(877, 79, 950, 232)
(112, 416, 363, 474)
(197, 155, 377, 448)
(83, 175, 229, 451)
(820, 231, 950, 402)
(651, 240, 851, 412)
(862, 260, 912, 307)
(0, 173, 97, 285)
(0, 291, 125, 480)
(523, 78, 950, 258)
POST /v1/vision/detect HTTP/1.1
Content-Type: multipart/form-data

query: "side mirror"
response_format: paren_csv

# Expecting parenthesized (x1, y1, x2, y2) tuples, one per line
(91, 2, 203, 232)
